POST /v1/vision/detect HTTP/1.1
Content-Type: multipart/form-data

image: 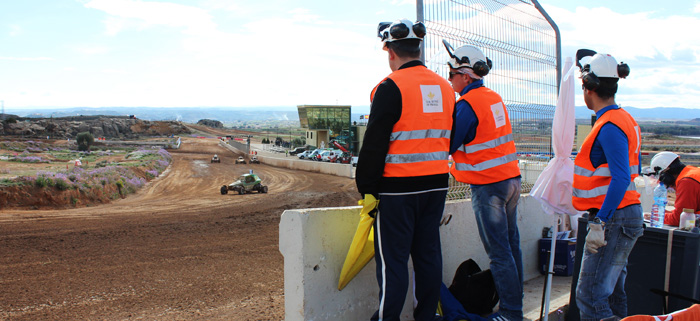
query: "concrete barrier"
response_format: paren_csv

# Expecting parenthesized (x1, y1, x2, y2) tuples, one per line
(258, 156, 353, 178)
(219, 140, 354, 178)
(279, 195, 555, 321)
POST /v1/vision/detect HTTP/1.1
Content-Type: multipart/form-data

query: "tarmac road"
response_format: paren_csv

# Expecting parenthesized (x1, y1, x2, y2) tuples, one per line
(0, 137, 359, 320)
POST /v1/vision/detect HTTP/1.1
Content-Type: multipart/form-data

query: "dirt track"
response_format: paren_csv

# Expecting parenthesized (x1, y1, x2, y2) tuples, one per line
(0, 137, 359, 320)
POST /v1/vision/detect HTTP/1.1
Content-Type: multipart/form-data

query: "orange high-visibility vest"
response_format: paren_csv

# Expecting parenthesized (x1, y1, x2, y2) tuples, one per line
(371, 66, 455, 178)
(677, 166, 700, 186)
(620, 304, 700, 321)
(450, 87, 520, 185)
(573, 108, 641, 210)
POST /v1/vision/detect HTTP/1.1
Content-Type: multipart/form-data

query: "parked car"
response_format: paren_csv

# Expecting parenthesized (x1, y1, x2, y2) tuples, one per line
(319, 151, 332, 162)
(351, 156, 359, 167)
(289, 147, 306, 155)
(321, 150, 343, 162)
(307, 149, 322, 161)
(250, 155, 260, 164)
(235, 156, 246, 164)
(297, 150, 311, 159)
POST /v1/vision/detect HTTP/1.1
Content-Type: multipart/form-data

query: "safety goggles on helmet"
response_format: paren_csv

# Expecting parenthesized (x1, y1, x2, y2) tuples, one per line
(576, 49, 630, 91)
(650, 151, 679, 175)
(442, 39, 492, 77)
(377, 19, 426, 43)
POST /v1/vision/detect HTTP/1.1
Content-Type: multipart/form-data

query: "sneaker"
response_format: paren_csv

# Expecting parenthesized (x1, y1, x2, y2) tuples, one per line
(489, 313, 511, 321)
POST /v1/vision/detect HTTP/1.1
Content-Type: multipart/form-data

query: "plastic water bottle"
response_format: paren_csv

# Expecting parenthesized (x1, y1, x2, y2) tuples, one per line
(650, 182, 668, 228)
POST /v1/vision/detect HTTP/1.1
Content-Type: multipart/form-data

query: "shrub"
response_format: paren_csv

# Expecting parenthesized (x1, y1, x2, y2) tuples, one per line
(54, 178, 70, 191)
(35, 176, 49, 188)
(76, 132, 94, 152)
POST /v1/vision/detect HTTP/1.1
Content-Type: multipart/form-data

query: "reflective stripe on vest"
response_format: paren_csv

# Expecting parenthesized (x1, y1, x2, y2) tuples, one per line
(450, 87, 520, 185)
(573, 180, 637, 199)
(385, 151, 450, 164)
(574, 165, 639, 177)
(572, 108, 641, 210)
(390, 129, 451, 141)
(454, 153, 518, 172)
(374, 65, 454, 178)
(458, 133, 514, 154)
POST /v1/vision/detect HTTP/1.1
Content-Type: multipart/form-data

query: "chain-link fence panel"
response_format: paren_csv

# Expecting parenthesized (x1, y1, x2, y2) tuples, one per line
(419, 0, 559, 200)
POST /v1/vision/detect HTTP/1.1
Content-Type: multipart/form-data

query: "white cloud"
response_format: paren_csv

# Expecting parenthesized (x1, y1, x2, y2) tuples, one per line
(9, 25, 21, 37)
(543, 5, 700, 108)
(0, 56, 53, 61)
(390, 0, 415, 5)
(101, 68, 130, 74)
(72, 46, 110, 55)
(84, 0, 217, 35)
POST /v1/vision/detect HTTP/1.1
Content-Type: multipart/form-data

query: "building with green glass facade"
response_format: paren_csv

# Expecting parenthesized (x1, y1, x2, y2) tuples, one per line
(297, 105, 359, 153)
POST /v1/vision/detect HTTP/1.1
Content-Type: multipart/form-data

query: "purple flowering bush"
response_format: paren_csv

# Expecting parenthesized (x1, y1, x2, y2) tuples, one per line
(11, 155, 50, 163)
(10, 148, 173, 202)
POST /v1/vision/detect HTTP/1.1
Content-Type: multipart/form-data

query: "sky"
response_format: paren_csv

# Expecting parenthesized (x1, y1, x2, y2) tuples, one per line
(2, 0, 700, 113)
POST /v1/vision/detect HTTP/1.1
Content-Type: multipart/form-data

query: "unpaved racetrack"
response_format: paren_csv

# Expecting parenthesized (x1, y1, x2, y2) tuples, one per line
(0, 137, 359, 320)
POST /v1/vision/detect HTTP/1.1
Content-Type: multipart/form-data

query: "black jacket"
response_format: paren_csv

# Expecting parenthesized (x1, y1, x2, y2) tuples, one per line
(355, 60, 450, 197)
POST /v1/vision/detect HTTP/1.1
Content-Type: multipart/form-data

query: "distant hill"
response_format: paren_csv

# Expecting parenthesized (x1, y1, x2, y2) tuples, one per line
(10, 107, 301, 123)
(6, 106, 376, 124)
(6, 105, 700, 123)
(575, 106, 700, 120)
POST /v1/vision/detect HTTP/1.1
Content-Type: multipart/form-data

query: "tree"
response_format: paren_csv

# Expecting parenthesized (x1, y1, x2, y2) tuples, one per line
(76, 132, 94, 151)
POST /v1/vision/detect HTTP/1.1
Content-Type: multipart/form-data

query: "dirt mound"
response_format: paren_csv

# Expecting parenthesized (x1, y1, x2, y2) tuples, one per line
(0, 184, 122, 210)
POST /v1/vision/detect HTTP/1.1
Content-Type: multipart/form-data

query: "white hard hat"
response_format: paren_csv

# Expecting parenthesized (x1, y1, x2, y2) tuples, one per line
(442, 40, 492, 77)
(586, 53, 629, 78)
(651, 151, 679, 173)
(377, 19, 426, 43)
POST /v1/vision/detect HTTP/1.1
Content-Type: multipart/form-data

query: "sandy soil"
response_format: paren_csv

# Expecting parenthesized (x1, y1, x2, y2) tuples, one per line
(0, 137, 359, 320)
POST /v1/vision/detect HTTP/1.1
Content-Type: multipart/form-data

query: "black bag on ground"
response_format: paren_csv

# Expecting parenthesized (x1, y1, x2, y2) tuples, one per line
(448, 259, 499, 315)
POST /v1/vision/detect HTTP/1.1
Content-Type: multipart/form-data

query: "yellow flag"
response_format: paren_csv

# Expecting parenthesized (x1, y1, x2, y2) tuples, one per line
(338, 195, 378, 290)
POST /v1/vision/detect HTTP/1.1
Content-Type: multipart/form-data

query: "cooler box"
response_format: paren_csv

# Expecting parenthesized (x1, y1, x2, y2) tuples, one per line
(568, 216, 700, 320)
(539, 238, 576, 276)
(625, 226, 700, 315)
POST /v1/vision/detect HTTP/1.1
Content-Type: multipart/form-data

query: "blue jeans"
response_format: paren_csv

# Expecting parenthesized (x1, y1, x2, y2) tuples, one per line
(471, 177, 523, 321)
(576, 204, 643, 321)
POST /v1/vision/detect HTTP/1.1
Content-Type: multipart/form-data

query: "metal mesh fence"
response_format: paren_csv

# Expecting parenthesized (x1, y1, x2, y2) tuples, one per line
(419, 0, 559, 200)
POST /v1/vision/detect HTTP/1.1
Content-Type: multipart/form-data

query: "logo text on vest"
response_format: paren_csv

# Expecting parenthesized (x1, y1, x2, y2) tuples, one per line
(420, 85, 443, 113)
(491, 102, 506, 128)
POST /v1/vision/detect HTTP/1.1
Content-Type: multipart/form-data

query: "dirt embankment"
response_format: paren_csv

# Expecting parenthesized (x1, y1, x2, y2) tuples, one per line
(0, 137, 359, 320)
(0, 184, 122, 209)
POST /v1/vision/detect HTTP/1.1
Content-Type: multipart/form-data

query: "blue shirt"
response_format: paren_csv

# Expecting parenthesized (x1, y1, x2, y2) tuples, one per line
(449, 80, 481, 154)
(592, 105, 642, 222)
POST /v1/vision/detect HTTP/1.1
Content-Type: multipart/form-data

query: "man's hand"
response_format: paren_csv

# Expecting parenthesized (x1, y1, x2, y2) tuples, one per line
(585, 222, 607, 254)
(359, 194, 379, 218)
